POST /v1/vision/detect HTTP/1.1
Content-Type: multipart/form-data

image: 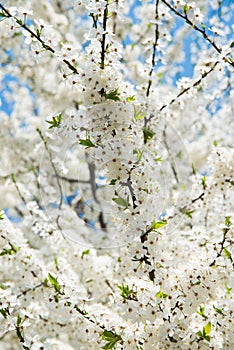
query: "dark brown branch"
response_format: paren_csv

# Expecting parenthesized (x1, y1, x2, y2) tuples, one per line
(146, 0, 160, 97)
(209, 227, 230, 267)
(57, 175, 89, 184)
(100, 0, 108, 69)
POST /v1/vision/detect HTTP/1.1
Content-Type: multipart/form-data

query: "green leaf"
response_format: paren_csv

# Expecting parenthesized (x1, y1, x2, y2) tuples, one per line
(224, 248, 233, 263)
(54, 256, 59, 270)
(48, 273, 64, 295)
(112, 196, 129, 209)
(36, 28, 42, 37)
(197, 305, 207, 319)
(134, 106, 146, 120)
(225, 283, 232, 294)
(101, 330, 122, 349)
(157, 72, 163, 80)
(16, 18, 23, 25)
(109, 179, 117, 185)
(156, 291, 169, 299)
(118, 284, 137, 300)
(181, 209, 195, 218)
(16, 314, 22, 327)
(0, 209, 4, 220)
(0, 11, 7, 18)
(126, 95, 135, 102)
(81, 249, 90, 259)
(201, 22, 206, 30)
(204, 322, 211, 336)
(201, 176, 207, 190)
(0, 309, 8, 319)
(224, 216, 232, 227)
(133, 148, 143, 162)
(143, 127, 155, 143)
(99, 88, 121, 101)
(183, 4, 189, 15)
(213, 140, 217, 146)
(0, 284, 8, 290)
(197, 322, 212, 342)
(79, 138, 95, 148)
(213, 305, 225, 316)
(0, 244, 20, 256)
(46, 113, 63, 129)
(224, 248, 232, 260)
(151, 220, 167, 231)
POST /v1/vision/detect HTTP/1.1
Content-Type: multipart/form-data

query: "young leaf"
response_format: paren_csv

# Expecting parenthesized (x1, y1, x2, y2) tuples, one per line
(151, 220, 167, 231)
(46, 113, 63, 129)
(223, 248, 233, 265)
(99, 88, 121, 101)
(197, 322, 212, 342)
(101, 330, 122, 349)
(0, 244, 20, 256)
(112, 196, 129, 209)
(181, 209, 195, 218)
(126, 95, 135, 102)
(81, 249, 90, 259)
(109, 179, 117, 185)
(204, 322, 211, 336)
(201, 22, 206, 30)
(224, 216, 232, 227)
(0, 11, 7, 18)
(48, 273, 64, 295)
(0, 209, 4, 220)
(201, 176, 207, 190)
(213, 305, 225, 316)
(225, 283, 232, 294)
(183, 4, 189, 15)
(118, 284, 137, 300)
(134, 106, 146, 120)
(143, 127, 155, 143)
(0, 308, 8, 319)
(133, 148, 143, 162)
(156, 291, 169, 299)
(197, 305, 207, 319)
(79, 138, 95, 148)
(16, 314, 22, 327)
(54, 256, 59, 270)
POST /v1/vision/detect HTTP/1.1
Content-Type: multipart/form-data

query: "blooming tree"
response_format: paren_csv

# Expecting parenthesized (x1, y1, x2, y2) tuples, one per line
(0, 0, 233, 349)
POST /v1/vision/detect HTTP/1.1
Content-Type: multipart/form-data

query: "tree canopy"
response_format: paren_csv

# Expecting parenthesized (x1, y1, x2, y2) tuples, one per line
(0, 1, 233, 349)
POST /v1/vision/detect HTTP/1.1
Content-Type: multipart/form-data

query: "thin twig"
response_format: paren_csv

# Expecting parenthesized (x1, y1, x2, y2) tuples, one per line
(209, 227, 230, 267)
(146, 0, 160, 97)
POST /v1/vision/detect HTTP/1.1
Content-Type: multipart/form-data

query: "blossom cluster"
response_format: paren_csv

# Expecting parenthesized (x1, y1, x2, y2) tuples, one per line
(0, 0, 233, 349)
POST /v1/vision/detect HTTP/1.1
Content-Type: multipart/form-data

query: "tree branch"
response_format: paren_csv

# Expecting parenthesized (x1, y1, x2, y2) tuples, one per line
(161, 0, 234, 67)
(146, 0, 160, 97)
(0, 4, 79, 74)
(100, 0, 109, 69)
